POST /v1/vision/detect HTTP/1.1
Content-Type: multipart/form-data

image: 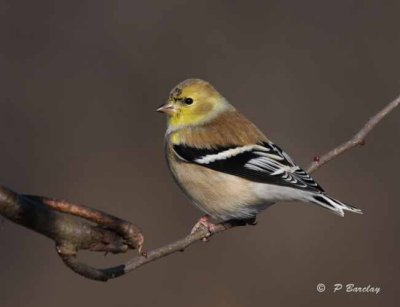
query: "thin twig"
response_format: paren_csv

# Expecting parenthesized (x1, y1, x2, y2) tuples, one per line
(0, 94, 398, 281)
(96, 94, 399, 281)
(70, 94, 400, 281)
(307, 95, 400, 173)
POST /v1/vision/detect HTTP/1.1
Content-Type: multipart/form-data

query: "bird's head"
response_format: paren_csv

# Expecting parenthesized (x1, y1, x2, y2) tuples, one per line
(157, 79, 231, 130)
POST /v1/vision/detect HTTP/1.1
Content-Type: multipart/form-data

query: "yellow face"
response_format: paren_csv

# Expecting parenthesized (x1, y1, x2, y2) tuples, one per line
(157, 79, 226, 128)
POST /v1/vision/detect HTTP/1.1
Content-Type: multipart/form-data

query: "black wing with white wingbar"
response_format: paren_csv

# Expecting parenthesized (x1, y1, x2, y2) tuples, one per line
(173, 142, 324, 193)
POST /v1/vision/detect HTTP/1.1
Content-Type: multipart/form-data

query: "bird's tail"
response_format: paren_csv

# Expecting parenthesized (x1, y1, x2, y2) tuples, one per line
(309, 193, 363, 217)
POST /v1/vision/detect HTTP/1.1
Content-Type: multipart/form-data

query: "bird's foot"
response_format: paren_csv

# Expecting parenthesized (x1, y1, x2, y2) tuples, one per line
(190, 215, 218, 241)
(245, 217, 257, 226)
(226, 217, 257, 227)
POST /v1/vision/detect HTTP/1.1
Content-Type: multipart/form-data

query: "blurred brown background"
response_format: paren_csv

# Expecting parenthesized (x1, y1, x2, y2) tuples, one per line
(0, 1, 399, 306)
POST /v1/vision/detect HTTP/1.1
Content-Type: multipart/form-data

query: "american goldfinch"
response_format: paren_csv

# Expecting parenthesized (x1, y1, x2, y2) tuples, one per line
(157, 79, 362, 233)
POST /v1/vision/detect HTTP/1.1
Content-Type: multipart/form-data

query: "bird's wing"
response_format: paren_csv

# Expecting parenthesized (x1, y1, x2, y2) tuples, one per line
(172, 141, 324, 193)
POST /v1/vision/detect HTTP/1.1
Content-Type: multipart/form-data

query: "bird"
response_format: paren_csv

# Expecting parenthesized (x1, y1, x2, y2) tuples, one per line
(157, 79, 362, 234)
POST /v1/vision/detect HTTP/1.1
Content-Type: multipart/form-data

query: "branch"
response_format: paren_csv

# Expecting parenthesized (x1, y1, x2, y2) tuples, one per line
(0, 187, 143, 281)
(68, 219, 250, 280)
(24, 195, 144, 252)
(0, 94, 398, 281)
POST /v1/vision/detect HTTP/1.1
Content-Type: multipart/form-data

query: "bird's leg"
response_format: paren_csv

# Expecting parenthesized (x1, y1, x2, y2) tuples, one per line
(190, 215, 217, 239)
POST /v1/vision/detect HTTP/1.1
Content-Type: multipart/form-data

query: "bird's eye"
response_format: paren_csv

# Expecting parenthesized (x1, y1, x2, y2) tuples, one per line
(184, 97, 194, 105)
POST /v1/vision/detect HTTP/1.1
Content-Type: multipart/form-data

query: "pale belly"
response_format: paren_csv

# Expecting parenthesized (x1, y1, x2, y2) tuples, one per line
(168, 155, 270, 221)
